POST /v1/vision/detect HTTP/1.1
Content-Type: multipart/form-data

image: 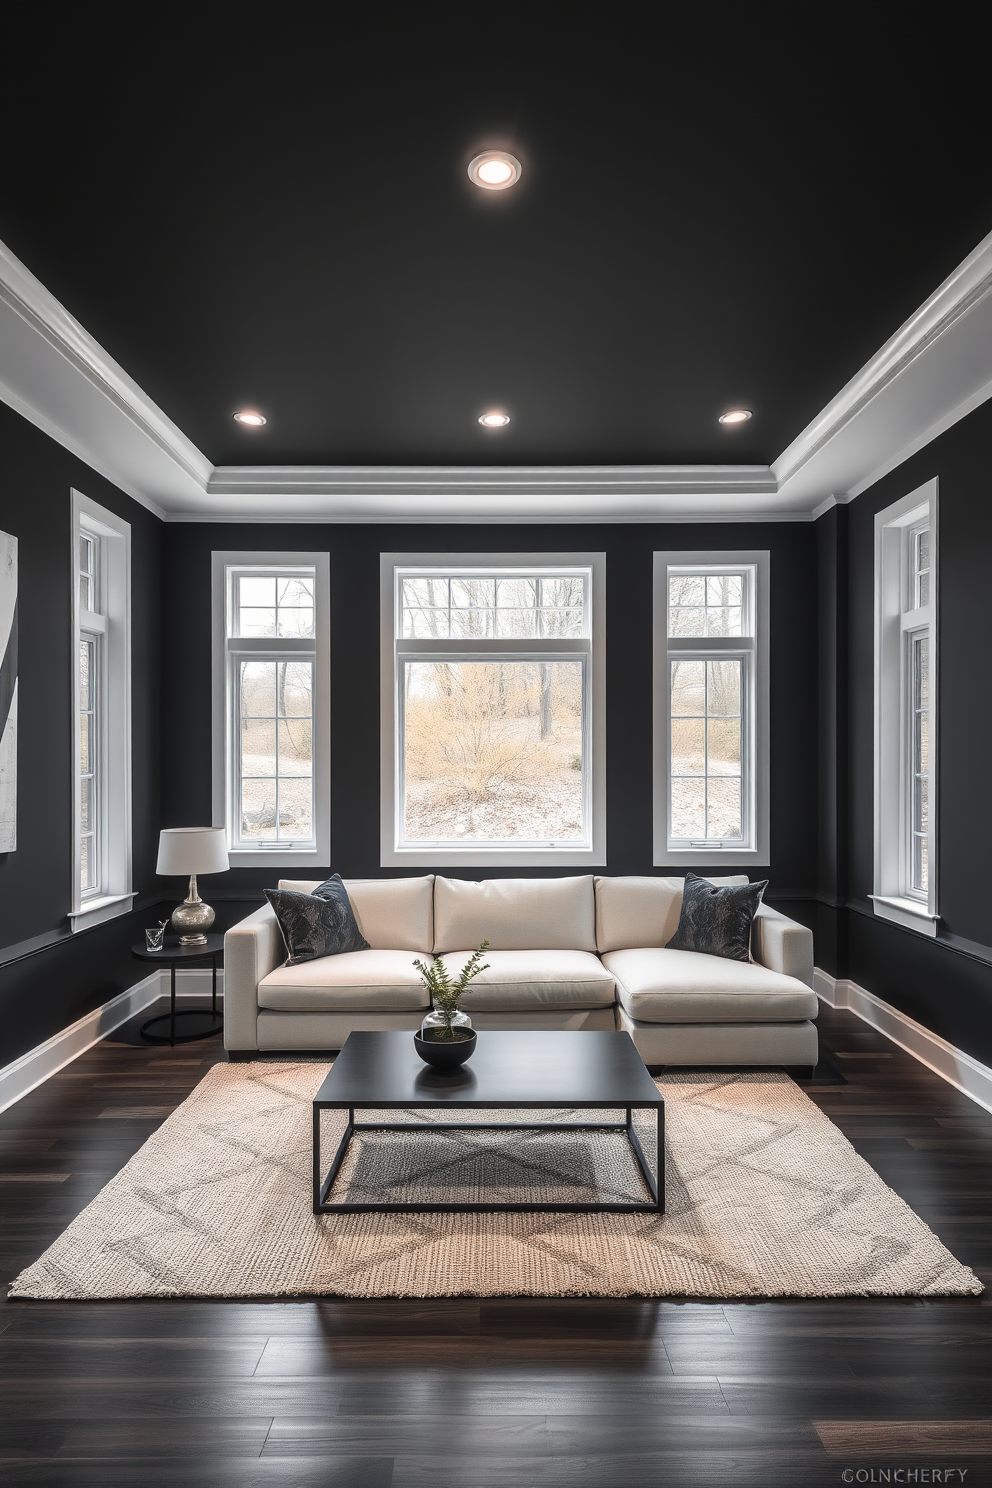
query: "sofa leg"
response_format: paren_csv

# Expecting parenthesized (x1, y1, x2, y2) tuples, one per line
(226, 1049, 257, 1062)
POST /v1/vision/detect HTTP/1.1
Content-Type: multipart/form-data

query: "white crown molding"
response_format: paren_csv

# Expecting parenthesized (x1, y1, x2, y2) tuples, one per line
(810, 492, 856, 521)
(774, 227, 992, 506)
(3, 224, 992, 523)
(0, 238, 208, 515)
(196, 463, 800, 523)
(206, 464, 778, 494)
(0, 372, 167, 519)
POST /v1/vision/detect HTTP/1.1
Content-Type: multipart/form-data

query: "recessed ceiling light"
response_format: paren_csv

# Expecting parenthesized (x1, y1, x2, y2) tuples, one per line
(718, 409, 752, 425)
(233, 410, 267, 427)
(467, 151, 522, 190)
(479, 411, 511, 428)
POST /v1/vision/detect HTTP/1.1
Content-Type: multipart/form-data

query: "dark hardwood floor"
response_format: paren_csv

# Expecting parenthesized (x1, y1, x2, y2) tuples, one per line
(2, 998, 991, 1486)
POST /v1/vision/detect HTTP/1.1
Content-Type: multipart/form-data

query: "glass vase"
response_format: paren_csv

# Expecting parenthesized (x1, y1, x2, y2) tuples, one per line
(421, 1008, 472, 1037)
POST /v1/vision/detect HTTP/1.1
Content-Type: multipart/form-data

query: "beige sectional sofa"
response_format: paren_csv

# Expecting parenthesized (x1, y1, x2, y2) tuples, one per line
(224, 873, 818, 1068)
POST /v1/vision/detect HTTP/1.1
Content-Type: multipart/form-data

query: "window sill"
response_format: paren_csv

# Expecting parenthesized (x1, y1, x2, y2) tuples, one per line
(69, 892, 137, 932)
(655, 847, 761, 868)
(870, 894, 939, 937)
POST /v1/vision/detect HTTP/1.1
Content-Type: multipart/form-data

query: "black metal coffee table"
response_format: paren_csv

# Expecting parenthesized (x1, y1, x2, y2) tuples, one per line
(312, 1030, 664, 1216)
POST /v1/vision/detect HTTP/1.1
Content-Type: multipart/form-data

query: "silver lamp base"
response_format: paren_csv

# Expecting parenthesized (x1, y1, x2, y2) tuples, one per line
(171, 873, 215, 946)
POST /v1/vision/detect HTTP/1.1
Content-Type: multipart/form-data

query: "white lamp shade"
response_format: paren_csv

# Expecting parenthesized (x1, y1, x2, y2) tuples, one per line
(156, 827, 229, 877)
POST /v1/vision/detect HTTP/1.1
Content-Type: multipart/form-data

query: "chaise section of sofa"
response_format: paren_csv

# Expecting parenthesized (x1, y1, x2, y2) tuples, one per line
(594, 876, 818, 1066)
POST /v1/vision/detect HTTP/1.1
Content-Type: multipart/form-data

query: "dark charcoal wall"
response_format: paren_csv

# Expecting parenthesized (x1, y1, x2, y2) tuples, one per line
(160, 520, 819, 913)
(0, 403, 163, 1066)
(819, 395, 992, 1065)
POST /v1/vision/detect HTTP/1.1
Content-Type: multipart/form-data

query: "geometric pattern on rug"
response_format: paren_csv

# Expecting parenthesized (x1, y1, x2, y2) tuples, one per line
(9, 1064, 982, 1300)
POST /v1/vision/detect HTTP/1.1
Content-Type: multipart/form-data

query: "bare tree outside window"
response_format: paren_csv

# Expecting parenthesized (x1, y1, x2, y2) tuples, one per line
(395, 569, 591, 847)
(404, 660, 584, 841)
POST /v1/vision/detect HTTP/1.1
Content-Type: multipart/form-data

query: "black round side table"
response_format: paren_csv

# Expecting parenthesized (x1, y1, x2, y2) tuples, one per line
(131, 934, 225, 1046)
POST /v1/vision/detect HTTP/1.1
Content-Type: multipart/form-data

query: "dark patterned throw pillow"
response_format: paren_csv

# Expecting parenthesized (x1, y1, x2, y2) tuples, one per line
(264, 875, 370, 966)
(666, 873, 768, 962)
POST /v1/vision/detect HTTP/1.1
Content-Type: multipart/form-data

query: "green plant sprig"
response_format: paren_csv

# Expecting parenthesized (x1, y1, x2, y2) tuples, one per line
(413, 940, 490, 1040)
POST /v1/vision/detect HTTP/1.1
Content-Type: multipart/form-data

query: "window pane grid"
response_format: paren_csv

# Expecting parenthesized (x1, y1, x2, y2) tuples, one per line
(79, 534, 97, 614)
(670, 657, 744, 842)
(912, 526, 931, 610)
(233, 573, 315, 638)
(79, 635, 99, 895)
(238, 659, 315, 844)
(668, 572, 747, 638)
(400, 573, 586, 640)
(910, 633, 929, 894)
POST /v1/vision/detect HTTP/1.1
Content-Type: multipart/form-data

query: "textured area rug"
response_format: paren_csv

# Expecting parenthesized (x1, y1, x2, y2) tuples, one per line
(9, 1063, 982, 1300)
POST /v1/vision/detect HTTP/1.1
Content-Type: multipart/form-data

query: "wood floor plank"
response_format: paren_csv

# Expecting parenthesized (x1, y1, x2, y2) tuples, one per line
(0, 1461, 393, 1487)
(263, 1413, 550, 1455)
(388, 1449, 840, 1488)
(252, 1334, 676, 1374)
(0, 1174, 70, 1183)
(1, 1300, 483, 1341)
(97, 1107, 177, 1119)
(814, 1418, 992, 1454)
(0, 1338, 272, 1379)
(53, 1417, 274, 1458)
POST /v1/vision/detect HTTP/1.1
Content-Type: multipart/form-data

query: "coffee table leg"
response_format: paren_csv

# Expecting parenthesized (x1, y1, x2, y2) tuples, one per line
(314, 1107, 357, 1213)
(656, 1105, 665, 1213)
(312, 1104, 321, 1213)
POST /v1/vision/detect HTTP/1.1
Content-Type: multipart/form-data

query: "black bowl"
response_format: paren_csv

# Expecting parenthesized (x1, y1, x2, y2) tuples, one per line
(414, 1027, 477, 1070)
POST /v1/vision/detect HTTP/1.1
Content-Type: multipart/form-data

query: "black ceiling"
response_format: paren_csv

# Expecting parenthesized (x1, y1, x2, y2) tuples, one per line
(3, 8, 991, 469)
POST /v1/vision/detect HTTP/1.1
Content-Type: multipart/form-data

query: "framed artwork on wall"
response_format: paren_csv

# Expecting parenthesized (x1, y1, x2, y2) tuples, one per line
(0, 530, 16, 852)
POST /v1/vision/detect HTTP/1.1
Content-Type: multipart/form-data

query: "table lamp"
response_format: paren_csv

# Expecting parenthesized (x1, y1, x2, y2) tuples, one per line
(156, 827, 229, 945)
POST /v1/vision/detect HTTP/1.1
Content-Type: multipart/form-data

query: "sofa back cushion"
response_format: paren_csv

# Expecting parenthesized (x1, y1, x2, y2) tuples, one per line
(594, 875, 749, 952)
(278, 876, 434, 952)
(433, 875, 597, 953)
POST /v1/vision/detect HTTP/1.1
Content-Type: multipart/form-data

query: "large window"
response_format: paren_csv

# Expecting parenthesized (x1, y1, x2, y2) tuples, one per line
(212, 553, 330, 867)
(381, 553, 606, 866)
(653, 551, 769, 866)
(71, 492, 133, 930)
(872, 481, 938, 934)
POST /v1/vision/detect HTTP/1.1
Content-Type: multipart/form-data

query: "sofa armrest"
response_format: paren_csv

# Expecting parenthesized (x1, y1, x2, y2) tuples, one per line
(224, 904, 283, 1050)
(752, 904, 814, 989)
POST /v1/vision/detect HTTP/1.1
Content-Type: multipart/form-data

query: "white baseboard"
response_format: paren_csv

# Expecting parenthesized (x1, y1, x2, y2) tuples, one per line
(0, 967, 225, 1116)
(815, 966, 992, 1116)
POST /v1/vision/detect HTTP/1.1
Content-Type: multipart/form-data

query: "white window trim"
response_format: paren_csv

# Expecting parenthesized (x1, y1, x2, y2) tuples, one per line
(211, 551, 330, 868)
(380, 551, 606, 868)
(871, 479, 939, 936)
(652, 550, 770, 867)
(69, 491, 134, 931)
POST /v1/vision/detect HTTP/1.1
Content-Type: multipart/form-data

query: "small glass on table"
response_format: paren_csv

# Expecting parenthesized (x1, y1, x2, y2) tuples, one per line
(145, 923, 167, 952)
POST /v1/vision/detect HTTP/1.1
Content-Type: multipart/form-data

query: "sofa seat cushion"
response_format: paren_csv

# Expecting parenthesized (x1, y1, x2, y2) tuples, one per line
(601, 948, 818, 1024)
(436, 950, 615, 1011)
(258, 950, 431, 1011)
